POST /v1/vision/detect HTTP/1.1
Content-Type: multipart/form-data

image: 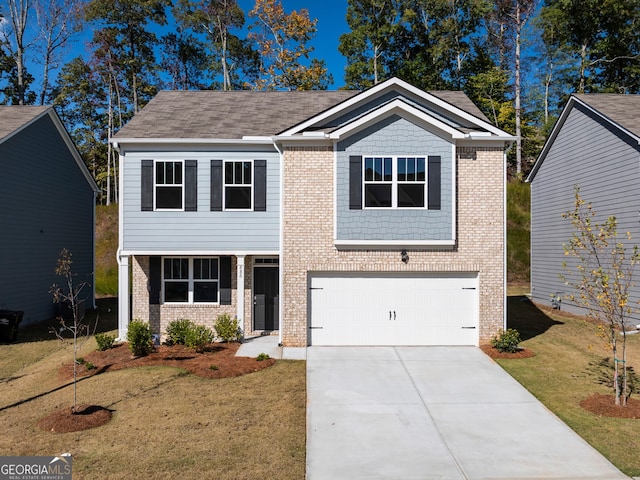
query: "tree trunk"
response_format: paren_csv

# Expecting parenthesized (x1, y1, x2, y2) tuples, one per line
(514, 7, 522, 176)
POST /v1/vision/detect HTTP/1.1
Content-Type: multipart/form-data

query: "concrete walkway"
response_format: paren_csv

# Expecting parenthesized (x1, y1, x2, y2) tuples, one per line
(306, 346, 629, 480)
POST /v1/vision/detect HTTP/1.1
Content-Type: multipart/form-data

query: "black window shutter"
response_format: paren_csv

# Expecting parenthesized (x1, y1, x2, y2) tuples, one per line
(219, 256, 232, 305)
(149, 256, 161, 304)
(185, 160, 198, 211)
(428, 156, 441, 210)
(210, 160, 223, 211)
(349, 155, 362, 210)
(254, 159, 267, 211)
(141, 160, 154, 211)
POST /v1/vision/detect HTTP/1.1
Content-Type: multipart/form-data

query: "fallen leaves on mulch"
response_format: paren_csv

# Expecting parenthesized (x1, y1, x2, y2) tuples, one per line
(58, 342, 276, 381)
(480, 344, 536, 359)
(38, 404, 113, 433)
(581, 394, 640, 418)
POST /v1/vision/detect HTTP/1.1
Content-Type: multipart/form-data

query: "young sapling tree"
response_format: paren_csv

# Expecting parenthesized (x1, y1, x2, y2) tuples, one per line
(561, 187, 640, 406)
(49, 248, 97, 413)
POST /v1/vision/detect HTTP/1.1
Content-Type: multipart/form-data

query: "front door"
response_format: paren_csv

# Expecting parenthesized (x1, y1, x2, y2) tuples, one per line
(253, 266, 279, 330)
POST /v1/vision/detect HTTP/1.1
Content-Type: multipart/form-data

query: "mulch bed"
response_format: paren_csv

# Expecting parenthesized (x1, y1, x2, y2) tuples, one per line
(58, 341, 275, 381)
(42, 342, 276, 433)
(581, 394, 640, 418)
(480, 344, 536, 359)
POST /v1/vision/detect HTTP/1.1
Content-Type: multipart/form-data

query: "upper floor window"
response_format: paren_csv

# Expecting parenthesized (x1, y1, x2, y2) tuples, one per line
(141, 159, 197, 212)
(224, 160, 253, 209)
(364, 156, 426, 208)
(163, 257, 219, 303)
(155, 161, 183, 210)
(350, 154, 440, 211)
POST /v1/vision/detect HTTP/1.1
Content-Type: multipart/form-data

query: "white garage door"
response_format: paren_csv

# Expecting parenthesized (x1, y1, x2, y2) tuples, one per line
(308, 272, 479, 346)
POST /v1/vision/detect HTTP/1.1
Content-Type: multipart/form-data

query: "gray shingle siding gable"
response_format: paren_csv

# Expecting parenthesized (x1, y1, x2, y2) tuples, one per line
(122, 148, 280, 252)
(336, 115, 453, 241)
(0, 115, 95, 325)
(530, 105, 640, 319)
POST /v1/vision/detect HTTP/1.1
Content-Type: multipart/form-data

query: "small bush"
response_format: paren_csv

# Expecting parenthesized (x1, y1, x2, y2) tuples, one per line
(256, 353, 270, 362)
(184, 324, 215, 353)
(95, 332, 116, 351)
(127, 319, 154, 357)
(491, 328, 522, 353)
(210, 365, 219, 371)
(165, 319, 194, 346)
(215, 314, 240, 342)
(84, 361, 96, 370)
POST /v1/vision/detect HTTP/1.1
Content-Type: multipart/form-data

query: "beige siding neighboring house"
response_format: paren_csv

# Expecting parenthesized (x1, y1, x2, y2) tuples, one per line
(113, 78, 514, 349)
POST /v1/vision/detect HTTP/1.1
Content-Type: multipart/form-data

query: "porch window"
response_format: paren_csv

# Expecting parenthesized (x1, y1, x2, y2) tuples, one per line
(163, 257, 219, 303)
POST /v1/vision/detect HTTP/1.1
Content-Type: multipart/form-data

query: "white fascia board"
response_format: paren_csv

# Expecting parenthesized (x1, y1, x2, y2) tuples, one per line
(327, 99, 466, 140)
(280, 77, 511, 138)
(119, 249, 280, 257)
(111, 137, 273, 147)
(334, 239, 456, 249)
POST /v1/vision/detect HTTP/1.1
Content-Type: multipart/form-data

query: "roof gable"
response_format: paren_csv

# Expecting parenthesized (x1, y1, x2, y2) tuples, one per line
(0, 106, 99, 193)
(528, 94, 640, 182)
(279, 78, 510, 140)
(0, 106, 50, 141)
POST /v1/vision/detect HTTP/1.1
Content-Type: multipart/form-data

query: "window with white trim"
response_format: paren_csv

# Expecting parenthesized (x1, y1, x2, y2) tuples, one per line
(224, 160, 252, 209)
(364, 156, 426, 208)
(155, 161, 183, 210)
(163, 257, 219, 303)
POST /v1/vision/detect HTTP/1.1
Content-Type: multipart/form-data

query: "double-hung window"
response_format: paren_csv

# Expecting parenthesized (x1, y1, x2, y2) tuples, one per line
(224, 160, 252, 209)
(163, 257, 219, 303)
(155, 161, 183, 210)
(363, 156, 426, 208)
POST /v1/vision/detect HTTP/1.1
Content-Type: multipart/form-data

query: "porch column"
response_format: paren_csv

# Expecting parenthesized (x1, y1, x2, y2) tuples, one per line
(117, 254, 130, 341)
(236, 255, 245, 337)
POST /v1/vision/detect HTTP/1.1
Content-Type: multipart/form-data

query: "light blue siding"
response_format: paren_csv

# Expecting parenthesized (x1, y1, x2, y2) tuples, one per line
(0, 115, 96, 325)
(122, 147, 280, 252)
(530, 105, 640, 319)
(336, 115, 453, 241)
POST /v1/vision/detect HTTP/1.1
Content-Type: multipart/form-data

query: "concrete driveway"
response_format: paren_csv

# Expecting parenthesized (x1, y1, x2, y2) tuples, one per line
(306, 346, 628, 480)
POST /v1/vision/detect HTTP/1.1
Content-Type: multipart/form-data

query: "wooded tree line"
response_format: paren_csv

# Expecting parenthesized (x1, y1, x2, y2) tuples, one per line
(1, 0, 639, 203)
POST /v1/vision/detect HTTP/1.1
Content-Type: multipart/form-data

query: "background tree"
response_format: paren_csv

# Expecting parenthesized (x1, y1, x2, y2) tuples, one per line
(1, 0, 33, 104)
(561, 187, 640, 407)
(160, 31, 209, 90)
(173, 0, 248, 90)
(84, 0, 169, 113)
(339, 0, 399, 88)
(33, 0, 84, 105)
(248, 0, 331, 90)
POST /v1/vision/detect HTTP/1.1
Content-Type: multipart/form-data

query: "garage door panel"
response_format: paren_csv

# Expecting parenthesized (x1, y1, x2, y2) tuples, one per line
(309, 273, 478, 346)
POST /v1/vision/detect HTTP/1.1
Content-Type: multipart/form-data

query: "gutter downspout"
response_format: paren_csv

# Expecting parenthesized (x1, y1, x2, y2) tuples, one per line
(503, 140, 515, 331)
(271, 137, 284, 348)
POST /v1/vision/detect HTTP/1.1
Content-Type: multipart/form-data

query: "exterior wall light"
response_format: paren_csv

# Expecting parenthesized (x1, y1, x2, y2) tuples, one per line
(401, 250, 409, 264)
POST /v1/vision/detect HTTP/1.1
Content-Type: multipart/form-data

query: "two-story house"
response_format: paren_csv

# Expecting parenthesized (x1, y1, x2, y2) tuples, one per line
(113, 78, 514, 349)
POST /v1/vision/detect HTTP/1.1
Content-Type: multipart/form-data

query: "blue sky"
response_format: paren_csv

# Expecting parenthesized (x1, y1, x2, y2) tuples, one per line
(239, 0, 350, 88)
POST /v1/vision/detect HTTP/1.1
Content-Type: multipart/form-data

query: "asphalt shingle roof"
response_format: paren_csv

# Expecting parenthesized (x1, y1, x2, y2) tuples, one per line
(115, 91, 359, 139)
(0, 106, 50, 141)
(115, 89, 492, 140)
(573, 93, 640, 138)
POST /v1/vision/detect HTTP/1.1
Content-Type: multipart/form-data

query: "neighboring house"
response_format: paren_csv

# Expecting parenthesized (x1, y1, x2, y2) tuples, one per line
(113, 77, 514, 348)
(528, 94, 640, 319)
(0, 106, 99, 326)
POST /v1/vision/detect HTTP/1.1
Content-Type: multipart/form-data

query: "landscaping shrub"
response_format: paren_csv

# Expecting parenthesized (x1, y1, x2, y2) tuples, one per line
(215, 314, 240, 342)
(127, 320, 154, 357)
(184, 324, 215, 353)
(491, 328, 522, 353)
(95, 332, 116, 351)
(165, 319, 194, 346)
(256, 353, 270, 361)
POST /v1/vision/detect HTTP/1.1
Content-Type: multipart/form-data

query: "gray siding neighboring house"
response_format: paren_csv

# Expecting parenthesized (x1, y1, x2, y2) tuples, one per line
(0, 106, 99, 326)
(528, 95, 640, 319)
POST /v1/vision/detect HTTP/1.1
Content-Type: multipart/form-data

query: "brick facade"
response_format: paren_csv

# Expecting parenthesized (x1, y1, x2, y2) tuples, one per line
(281, 145, 505, 347)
